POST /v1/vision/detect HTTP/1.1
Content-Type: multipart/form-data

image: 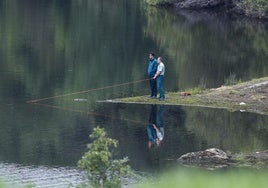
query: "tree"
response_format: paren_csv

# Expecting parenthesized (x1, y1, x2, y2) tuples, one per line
(78, 127, 133, 188)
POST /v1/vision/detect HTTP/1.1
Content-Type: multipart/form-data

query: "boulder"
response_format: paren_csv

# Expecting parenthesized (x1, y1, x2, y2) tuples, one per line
(176, 0, 226, 9)
(177, 148, 231, 165)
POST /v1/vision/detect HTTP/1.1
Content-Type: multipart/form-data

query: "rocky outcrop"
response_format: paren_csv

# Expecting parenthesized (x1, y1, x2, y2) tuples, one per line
(230, 1, 268, 19)
(152, 0, 268, 19)
(177, 148, 268, 169)
(177, 148, 231, 167)
(175, 0, 227, 9)
(243, 151, 268, 168)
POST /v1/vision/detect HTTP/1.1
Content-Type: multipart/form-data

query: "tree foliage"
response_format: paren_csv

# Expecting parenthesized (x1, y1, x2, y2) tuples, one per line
(78, 127, 133, 188)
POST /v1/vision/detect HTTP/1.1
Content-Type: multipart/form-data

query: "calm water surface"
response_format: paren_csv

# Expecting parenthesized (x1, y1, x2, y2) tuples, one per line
(0, 0, 268, 186)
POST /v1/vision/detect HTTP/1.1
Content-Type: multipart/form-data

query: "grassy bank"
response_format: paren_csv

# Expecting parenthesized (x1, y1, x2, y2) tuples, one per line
(136, 168, 268, 188)
(112, 77, 268, 115)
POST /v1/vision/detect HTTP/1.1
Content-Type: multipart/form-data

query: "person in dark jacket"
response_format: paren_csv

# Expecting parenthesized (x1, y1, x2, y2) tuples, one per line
(147, 105, 165, 148)
(147, 52, 158, 98)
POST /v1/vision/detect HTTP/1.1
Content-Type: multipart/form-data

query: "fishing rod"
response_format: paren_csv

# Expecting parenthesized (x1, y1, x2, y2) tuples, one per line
(27, 78, 150, 103)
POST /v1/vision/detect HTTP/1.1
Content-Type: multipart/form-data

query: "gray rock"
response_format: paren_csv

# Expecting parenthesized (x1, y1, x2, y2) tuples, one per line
(245, 151, 268, 163)
(176, 0, 226, 9)
(177, 148, 231, 165)
(155, 0, 267, 19)
(177, 149, 268, 169)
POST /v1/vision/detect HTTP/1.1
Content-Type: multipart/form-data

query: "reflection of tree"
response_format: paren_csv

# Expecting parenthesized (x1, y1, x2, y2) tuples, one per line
(0, 103, 91, 166)
(0, 0, 149, 103)
(184, 107, 268, 152)
(143, 6, 268, 89)
(0, 0, 150, 166)
(0, 0, 67, 100)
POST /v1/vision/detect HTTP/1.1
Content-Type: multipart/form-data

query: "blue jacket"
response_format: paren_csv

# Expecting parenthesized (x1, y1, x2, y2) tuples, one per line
(147, 58, 158, 77)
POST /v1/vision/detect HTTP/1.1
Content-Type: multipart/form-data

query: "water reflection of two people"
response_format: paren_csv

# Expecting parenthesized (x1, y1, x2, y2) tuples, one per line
(147, 105, 164, 149)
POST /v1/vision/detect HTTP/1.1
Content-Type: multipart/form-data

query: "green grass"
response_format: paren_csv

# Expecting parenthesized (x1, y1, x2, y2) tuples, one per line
(119, 91, 238, 111)
(116, 77, 268, 115)
(183, 87, 205, 95)
(136, 169, 268, 188)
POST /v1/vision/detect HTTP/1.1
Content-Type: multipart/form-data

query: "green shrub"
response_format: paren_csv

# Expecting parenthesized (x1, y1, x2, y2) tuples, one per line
(78, 127, 133, 188)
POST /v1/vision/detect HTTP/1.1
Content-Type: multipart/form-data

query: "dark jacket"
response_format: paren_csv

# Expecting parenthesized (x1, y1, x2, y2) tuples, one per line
(147, 58, 158, 77)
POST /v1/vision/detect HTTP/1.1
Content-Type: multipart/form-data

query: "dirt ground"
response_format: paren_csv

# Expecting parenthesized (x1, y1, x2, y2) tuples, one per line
(113, 77, 268, 115)
(198, 77, 268, 115)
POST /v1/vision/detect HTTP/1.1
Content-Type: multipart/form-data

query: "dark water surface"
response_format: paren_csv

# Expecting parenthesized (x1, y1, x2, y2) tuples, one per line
(1, 0, 268, 186)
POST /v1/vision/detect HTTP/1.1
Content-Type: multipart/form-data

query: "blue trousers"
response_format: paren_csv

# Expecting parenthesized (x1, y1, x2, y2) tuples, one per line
(157, 75, 165, 99)
(149, 78, 157, 97)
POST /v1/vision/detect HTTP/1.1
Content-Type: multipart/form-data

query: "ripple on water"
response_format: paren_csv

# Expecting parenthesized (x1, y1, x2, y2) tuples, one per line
(0, 162, 87, 187)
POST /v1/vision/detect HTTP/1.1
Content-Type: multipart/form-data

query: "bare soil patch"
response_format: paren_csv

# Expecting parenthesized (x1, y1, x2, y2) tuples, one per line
(198, 77, 268, 114)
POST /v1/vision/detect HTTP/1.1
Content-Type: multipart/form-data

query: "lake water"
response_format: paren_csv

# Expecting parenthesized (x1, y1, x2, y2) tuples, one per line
(1, 0, 268, 187)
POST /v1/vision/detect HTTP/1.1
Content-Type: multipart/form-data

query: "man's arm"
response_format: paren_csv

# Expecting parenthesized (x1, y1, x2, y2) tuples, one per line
(153, 71, 160, 80)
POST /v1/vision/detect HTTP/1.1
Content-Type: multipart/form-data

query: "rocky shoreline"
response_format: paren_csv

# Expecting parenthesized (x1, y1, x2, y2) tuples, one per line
(177, 148, 268, 169)
(149, 0, 268, 19)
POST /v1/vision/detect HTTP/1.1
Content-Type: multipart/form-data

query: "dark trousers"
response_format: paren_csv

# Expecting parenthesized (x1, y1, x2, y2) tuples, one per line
(149, 78, 157, 97)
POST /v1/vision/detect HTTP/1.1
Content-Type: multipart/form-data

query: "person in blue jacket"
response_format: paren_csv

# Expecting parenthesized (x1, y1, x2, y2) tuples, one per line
(147, 105, 165, 148)
(147, 52, 158, 98)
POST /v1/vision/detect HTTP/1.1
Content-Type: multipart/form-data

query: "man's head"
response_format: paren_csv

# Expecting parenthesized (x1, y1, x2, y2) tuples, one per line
(149, 52, 155, 60)
(157, 57, 162, 63)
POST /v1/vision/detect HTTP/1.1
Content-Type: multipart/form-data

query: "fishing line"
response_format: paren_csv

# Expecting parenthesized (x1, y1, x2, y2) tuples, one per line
(26, 78, 151, 125)
(27, 78, 150, 103)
